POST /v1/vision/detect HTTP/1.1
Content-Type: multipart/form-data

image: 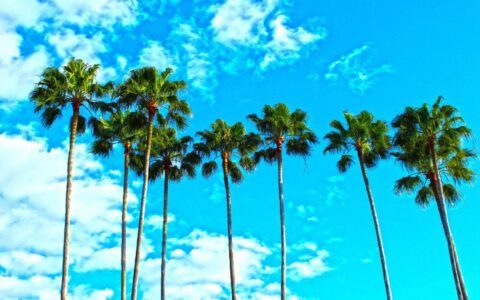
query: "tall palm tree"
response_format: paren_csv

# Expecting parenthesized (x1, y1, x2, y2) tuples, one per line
(30, 58, 111, 300)
(90, 101, 142, 300)
(129, 127, 200, 300)
(392, 97, 474, 300)
(118, 67, 190, 300)
(323, 111, 393, 300)
(247, 103, 317, 300)
(195, 119, 261, 300)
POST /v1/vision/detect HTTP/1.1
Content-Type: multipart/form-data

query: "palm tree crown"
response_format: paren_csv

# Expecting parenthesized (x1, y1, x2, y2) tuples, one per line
(323, 111, 391, 172)
(90, 103, 141, 156)
(118, 67, 190, 127)
(247, 103, 317, 162)
(195, 119, 261, 182)
(31, 57, 112, 132)
(130, 127, 201, 181)
(392, 96, 475, 205)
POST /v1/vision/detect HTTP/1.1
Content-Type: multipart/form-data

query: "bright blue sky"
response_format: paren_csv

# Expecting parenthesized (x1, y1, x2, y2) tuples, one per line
(1, 0, 479, 299)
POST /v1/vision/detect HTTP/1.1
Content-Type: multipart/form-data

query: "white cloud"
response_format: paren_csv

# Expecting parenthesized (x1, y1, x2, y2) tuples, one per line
(51, 0, 138, 28)
(0, 42, 50, 105)
(261, 14, 326, 69)
(296, 204, 318, 223)
(140, 229, 272, 299)
(325, 45, 393, 94)
(211, 0, 279, 46)
(0, 22, 49, 106)
(71, 285, 114, 300)
(287, 243, 332, 281)
(0, 0, 52, 29)
(139, 41, 177, 70)
(117, 55, 128, 70)
(47, 29, 107, 63)
(0, 275, 59, 300)
(0, 275, 112, 300)
(170, 21, 218, 102)
(145, 213, 176, 230)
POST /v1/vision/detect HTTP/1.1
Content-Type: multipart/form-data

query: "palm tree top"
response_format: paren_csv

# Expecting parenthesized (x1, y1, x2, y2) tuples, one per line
(130, 126, 201, 182)
(195, 119, 261, 183)
(117, 67, 191, 129)
(392, 96, 476, 206)
(392, 96, 471, 153)
(90, 103, 143, 157)
(30, 57, 113, 132)
(323, 110, 391, 172)
(248, 103, 317, 164)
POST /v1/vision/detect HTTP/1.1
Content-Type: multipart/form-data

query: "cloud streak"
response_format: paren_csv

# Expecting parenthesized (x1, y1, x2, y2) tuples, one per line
(325, 45, 392, 94)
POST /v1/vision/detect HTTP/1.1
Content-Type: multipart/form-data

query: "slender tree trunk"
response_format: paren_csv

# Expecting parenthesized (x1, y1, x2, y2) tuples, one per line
(222, 155, 237, 300)
(121, 143, 130, 300)
(161, 166, 170, 300)
(277, 143, 286, 300)
(60, 104, 79, 300)
(429, 143, 468, 300)
(357, 149, 393, 300)
(131, 115, 154, 300)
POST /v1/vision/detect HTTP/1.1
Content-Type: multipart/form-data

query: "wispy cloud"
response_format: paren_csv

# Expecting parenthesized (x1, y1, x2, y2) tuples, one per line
(325, 45, 392, 94)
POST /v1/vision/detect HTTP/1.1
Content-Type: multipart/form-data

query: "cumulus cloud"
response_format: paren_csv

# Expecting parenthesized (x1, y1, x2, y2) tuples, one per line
(50, 0, 138, 28)
(325, 45, 393, 94)
(211, 0, 278, 46)
(0, 0, 52, 29)
(47, 29, 107, 64)
(139, 41, 177, 70)
(139, 229, 272, 299)
(287, 242, 332, 281)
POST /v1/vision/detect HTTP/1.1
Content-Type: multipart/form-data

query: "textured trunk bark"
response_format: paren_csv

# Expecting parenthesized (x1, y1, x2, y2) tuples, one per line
(429, 143, 468, 300)
(60, 104, 79, 300)
(357, 149, 393, 300)
(131, 115, 154, 300)
(222, 155, 237, 300)
(277, 143, 286, 300)
(161, 166, 170, 300)
(121, 144, 130, 300)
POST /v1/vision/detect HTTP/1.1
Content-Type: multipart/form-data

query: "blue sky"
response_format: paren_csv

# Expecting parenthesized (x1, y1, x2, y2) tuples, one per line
(0, 0, 479, 299)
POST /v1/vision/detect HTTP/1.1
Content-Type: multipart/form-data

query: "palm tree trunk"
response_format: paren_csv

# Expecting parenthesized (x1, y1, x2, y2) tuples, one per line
(357, 149, 393, 300)
(60, 104, 79, 300)
(277, 145, 286, 300)
(161, 167, 170, 300)
(121, 143, 130, 300)
(222, 155, 237, 300)
(131, 115, 154, 300)
(429, 143, 468, 300)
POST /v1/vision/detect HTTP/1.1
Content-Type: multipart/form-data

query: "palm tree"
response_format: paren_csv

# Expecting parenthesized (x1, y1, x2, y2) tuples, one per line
(323, 111, 393, 300)
(118, 67, 190, 300)
(247, 103, 317, 300)
(194, 119, 261, 300)
(392, 97, 474, 300)
(90, 101, 142, 300)
(30, 58, 111, 300)
(129, 127, 200, 300)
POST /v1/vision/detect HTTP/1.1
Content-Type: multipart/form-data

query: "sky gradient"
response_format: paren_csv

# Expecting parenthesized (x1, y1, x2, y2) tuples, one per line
(0, 0, 479, 299)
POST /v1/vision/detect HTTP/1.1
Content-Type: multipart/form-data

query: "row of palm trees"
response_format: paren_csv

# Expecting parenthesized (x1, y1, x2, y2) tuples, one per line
(30, 58, 473, 300)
